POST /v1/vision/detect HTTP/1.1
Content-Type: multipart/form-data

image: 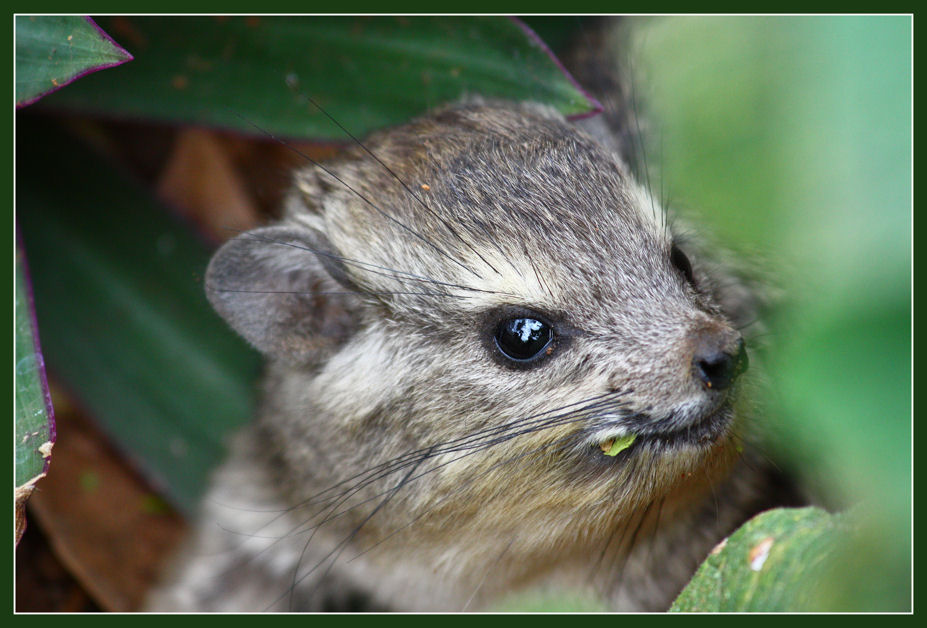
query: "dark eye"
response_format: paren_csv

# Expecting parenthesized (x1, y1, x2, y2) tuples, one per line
(670, 243, 695, 286)
(494, 317, 553, 362)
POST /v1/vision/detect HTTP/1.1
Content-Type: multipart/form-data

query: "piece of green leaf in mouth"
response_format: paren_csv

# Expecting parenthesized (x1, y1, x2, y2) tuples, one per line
(600, 434, 637, 456)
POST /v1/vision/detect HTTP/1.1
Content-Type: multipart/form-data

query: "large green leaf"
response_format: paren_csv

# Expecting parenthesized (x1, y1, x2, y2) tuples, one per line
(671, 507, 847, 612)
(14, 239, 55, 543)
(37, 16, 598, 141)
(14, 244, 53, 490)
(17, 120, 261, 514)
(16, 16, 132, 108)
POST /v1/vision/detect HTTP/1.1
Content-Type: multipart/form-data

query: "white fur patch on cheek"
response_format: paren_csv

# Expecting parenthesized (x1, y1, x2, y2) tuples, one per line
(313, 329, 404, 419)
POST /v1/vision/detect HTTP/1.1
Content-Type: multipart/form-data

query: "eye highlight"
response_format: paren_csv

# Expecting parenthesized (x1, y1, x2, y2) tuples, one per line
(670, 243, 695, 286)
(494, 317, 553, 362)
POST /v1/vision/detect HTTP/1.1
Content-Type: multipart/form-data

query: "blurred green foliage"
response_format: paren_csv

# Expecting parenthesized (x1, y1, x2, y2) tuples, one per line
(635, 16, 910, 611)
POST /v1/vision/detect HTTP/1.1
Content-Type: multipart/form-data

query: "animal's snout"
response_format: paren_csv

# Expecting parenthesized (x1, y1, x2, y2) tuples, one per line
(691, 329, 748, 391)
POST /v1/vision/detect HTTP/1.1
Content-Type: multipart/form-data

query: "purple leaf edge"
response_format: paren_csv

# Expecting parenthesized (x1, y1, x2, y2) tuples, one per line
(509, 16, 604, 120)
(16, 16, 134, 110)
(15, 224, 57, 476)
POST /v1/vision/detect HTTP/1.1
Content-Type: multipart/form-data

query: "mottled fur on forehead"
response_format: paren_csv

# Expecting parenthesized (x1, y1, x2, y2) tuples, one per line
(288, 101, 677, 321)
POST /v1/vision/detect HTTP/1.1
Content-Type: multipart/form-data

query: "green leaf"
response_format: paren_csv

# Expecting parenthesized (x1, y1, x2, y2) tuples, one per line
(14, 242, 54, 490)
(38, 16, 597, 140)
(16, 15, 132, 108)
(17, 120, 261, 514)
(670, 507, 847, 612)
(15, 239, 55, 544)
(603, 433, 636, 456)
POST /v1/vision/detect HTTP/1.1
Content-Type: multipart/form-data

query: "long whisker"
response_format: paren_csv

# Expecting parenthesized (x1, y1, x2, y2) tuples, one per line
(645, 497, 666, 565)
(213, 288, 469, 299)
(589, 507, 628, 587)
(294, 390, 629, 510)
(298, 93, 504, 277)
(245, 407, 617, 553)
(608, 498, 656, 593)
(304, 396, 631, 534)
(207, 390, 631, 578)
(232, 113, 483, 280)
(223, 223, 498, 296)
(462, 539, 515, 611)
(624, 44, 660, 235)
(275, 446, 434, 611)
(344, 427, 594, 564)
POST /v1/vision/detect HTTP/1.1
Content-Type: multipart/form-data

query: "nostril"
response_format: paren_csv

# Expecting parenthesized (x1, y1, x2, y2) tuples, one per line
(693, 336, 748, 391)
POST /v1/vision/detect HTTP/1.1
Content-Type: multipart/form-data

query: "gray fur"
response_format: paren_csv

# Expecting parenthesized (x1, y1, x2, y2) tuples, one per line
(147, 67, 795, 612)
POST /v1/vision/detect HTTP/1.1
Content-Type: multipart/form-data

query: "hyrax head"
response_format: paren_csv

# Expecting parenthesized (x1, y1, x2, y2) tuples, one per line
(205, 101, 749, 555)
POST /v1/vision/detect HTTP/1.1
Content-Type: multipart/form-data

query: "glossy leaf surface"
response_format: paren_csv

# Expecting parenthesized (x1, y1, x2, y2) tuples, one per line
(17, 121, 260, 514)
(16, 16, 132, 107)
(39, 16, 597, 140)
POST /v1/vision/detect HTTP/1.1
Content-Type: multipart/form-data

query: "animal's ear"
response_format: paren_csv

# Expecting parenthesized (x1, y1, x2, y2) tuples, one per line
(205, 225, 361, 364)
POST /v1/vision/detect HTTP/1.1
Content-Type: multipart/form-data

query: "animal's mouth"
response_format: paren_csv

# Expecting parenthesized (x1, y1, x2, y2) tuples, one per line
(591, 403, 733, 458)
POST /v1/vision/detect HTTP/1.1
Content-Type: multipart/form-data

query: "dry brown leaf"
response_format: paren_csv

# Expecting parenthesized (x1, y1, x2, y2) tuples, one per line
(157, 128, 261, 241)
(26, 388, 186, 612)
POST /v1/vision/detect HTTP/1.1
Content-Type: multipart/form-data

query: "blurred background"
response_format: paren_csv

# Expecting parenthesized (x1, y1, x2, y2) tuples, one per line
(15, 15, 910, 612)
(631, 16, 910, 611)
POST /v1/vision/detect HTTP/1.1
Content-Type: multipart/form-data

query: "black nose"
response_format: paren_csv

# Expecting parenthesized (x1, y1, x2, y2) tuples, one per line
(693, 335, 748, 391)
